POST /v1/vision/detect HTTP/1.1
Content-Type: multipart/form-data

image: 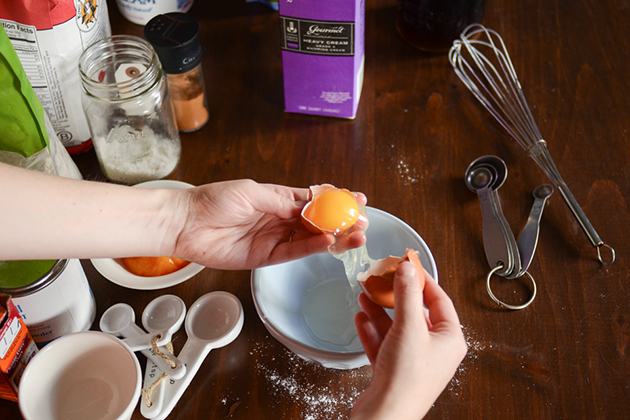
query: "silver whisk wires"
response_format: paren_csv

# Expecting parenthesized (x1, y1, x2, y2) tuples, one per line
(449, 24, 615, 264)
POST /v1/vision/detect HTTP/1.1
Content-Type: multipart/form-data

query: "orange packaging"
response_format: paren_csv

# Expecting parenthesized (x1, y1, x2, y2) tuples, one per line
(0, 293, 38, 402)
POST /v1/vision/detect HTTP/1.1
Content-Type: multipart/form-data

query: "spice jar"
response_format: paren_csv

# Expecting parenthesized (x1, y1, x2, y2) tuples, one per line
(78, 35, 181, 185)
(144, 13, 209, 132)
(396, 0, 487, 52)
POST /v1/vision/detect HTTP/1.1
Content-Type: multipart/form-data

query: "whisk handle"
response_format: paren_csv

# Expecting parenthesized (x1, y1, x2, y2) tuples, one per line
(556, 183, 616, 264)
(556, 184, 601, 246)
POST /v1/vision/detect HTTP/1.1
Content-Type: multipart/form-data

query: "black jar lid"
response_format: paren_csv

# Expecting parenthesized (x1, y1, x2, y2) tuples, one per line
(144, 12, 202, 74)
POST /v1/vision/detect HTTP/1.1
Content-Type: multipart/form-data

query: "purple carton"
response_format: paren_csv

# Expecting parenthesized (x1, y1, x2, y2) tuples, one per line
(279, 0, 365, 119)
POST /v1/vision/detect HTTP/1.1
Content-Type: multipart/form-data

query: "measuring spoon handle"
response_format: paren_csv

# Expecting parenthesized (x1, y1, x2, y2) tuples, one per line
(517, 186, 553, 273)
(478, 188, 512, 271)
(152, 340, 213, 420)
(140, 358, 166, 419)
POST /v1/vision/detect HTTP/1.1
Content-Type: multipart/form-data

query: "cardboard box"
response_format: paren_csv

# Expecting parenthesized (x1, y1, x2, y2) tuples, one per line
(279, 0, 365, 119)
(0, 294, 38, 402)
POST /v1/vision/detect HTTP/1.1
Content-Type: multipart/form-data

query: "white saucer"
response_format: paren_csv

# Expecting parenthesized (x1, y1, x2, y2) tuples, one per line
(91, 180, 204, 290)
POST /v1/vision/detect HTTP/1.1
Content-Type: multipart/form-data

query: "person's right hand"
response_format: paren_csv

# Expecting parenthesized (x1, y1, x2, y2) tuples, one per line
(350, 262, 467, 420)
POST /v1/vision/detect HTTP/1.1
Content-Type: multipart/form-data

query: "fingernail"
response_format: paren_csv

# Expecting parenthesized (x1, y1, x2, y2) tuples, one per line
(397, 261, 416, 277)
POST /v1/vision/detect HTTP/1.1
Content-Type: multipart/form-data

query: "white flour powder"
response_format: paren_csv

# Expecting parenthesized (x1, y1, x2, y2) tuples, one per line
(95, 125, 180, 184)
(448, 324, 486, 394)
(238, 339, 371, 420)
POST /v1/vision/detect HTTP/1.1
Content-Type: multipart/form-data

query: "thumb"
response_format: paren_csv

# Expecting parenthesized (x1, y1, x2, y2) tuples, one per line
(392, 261, 427, 332)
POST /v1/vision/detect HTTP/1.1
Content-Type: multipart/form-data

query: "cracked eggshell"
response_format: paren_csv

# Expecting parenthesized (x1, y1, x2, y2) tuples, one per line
(356, 249, 425, 309)
(300, 184, 360, 235)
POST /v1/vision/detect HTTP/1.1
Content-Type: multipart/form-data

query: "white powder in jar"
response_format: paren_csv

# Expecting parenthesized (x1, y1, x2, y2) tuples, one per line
(95, 125, 180, 184)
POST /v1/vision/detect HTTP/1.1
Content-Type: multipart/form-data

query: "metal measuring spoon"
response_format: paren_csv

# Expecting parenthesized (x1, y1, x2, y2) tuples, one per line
(151, 292, 244, 420)
(465, 166, 513, 274)
(476, 156, 522, 278)
(474, 162, 514, 265)
(516, 184, 554, 274)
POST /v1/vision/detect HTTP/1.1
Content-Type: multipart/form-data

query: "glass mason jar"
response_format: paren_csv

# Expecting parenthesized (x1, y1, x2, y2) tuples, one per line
(78, 35, 181, 185)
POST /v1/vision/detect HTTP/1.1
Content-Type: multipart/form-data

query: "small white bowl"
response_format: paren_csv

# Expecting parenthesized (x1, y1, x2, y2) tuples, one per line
(91, 180, 204, 290)
(251, 207, 437, 370)
(19, 331, 141, 420)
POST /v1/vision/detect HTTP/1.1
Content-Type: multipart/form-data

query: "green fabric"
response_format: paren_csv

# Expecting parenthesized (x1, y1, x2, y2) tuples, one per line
(0, 25, 49, 157)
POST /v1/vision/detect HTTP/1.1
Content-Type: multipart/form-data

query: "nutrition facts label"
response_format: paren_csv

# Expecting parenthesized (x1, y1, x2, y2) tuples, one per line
(0, 0, 110, 149)
(280, 16, 354, 56)
(2, 20, 68, 129)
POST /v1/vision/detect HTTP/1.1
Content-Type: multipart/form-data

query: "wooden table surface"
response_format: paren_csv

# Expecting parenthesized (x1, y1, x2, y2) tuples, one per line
(4, 0, 630, 418)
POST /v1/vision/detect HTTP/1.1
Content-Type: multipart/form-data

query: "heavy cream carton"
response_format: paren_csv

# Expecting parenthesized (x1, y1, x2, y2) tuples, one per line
(0, 294, 38, 402)
(279, 0, 365, 119)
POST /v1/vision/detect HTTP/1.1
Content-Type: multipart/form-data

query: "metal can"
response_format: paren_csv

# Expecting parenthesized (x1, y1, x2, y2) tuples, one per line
(0, 259, 96, 348)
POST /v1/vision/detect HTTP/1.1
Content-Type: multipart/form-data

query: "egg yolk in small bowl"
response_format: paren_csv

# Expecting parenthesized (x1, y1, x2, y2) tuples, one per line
(120, 257, 190, 277)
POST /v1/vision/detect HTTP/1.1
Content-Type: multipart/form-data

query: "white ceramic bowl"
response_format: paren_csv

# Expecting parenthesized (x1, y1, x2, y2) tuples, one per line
(19, 331, 141, 420)
(91, 180, 204, 290)
(251, 207, 437, 370)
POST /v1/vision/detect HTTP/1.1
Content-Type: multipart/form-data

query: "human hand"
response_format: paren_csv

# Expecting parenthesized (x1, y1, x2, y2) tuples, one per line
(169, 179, 367, 270)
(350, 262, 467, 420)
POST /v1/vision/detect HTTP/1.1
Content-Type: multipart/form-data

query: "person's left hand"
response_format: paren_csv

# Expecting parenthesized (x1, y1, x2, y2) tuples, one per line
(169, 179, 368, 270)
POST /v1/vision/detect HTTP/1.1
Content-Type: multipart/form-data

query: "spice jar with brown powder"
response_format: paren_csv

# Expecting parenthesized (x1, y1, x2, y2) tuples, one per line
(144, 13, 209, 132)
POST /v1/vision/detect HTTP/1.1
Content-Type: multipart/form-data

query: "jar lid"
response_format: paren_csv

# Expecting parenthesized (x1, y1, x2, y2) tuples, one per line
(144, 13, 202, 74)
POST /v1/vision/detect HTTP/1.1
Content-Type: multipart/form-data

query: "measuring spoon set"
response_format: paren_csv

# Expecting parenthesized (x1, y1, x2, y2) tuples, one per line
(465, 155, 553, 310)
(99, 291, 244, 419)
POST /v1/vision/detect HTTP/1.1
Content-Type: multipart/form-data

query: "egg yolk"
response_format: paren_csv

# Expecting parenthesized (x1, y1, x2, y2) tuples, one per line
(121, 257, 190, 277)
(302, 189, 360, 234)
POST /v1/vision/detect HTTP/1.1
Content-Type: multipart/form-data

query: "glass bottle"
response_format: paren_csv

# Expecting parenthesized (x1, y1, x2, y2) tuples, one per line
(396, 0, 487, 53)
(144, 12, 209, 132)
(78, 35, 181, 185)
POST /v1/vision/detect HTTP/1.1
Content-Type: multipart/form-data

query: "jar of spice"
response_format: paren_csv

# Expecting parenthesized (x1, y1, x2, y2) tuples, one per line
(144, 13, 209, 132)
(78, 35, 181, 185)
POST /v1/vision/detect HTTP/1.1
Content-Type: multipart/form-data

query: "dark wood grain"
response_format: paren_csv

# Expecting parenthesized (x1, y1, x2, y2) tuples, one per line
(3, 0, 630, 418)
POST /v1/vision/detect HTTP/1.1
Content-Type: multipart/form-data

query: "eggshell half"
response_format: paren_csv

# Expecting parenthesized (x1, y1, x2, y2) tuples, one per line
(300, 184, 359, 235)
(356, 249, 425, 308)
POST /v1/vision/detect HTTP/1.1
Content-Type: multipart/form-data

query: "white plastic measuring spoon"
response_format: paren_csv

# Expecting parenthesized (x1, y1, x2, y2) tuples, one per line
(142, 295, 187, 378)
(99, 303, 171, 351)
(152, 291, 244, 420)
(100, 299, 186, 379)
(140, 295, 187, 419)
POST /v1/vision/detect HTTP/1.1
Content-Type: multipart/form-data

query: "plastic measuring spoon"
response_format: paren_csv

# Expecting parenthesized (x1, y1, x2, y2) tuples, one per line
(140, 295, 187, 418)
(99, 303, 170, 351)
(142, 295, 187, 377)
(99, 299, 186, 378)
(151, 292, 244, 420)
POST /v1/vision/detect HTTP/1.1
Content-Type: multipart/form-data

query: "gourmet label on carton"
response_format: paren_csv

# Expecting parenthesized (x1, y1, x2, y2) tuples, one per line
(279, 0, 365, 119)
(0, 294, 38, 402)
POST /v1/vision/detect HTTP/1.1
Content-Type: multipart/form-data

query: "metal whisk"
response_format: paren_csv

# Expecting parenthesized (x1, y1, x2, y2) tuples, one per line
(449, 24, 615, 265)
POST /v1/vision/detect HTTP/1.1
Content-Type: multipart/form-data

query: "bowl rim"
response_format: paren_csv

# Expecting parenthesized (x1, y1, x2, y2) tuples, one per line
(18, 331, 142, 419)
(90, 180, 205, 290)
(250, 206, 437, 359)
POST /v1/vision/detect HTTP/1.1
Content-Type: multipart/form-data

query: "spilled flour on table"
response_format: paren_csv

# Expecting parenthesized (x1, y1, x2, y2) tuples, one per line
(396, 158, 420, 186)
(248, 338, 371, 420)
(448, 324, 486, 394)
